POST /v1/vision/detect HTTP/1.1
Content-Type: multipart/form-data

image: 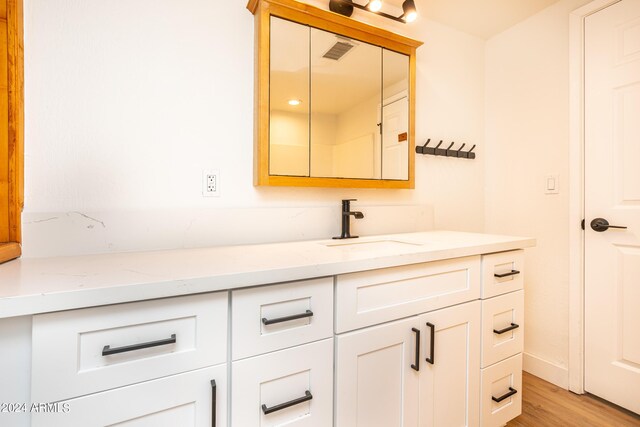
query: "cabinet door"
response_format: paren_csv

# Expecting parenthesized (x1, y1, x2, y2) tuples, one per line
(32, 364, 227, 427)
(418, 301, 481, 427)
(335, 317, 419, 427)
(232, 339, 333, 426)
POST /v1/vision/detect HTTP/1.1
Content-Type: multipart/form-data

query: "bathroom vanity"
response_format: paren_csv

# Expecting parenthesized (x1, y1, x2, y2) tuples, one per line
(0, 231, 534, 426)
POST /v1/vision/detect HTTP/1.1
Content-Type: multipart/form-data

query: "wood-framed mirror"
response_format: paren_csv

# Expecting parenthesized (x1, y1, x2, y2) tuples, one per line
(247, 0, 422, 188)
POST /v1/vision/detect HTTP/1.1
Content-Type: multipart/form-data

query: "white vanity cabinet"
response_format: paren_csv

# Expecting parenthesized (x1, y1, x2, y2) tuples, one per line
(335, 298, 481, 427)
(0, 231, 533, 427)
(334, 250, 525, 427)
(31, 365, 227, 427)
(231, 278, 335, 426)
(479, 250, 525, 427)
(29, 292, 229, 427)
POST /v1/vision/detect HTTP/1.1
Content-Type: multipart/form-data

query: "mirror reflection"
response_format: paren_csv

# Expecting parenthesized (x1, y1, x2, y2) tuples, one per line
(269, 18, 310, 177)
(269, 17, 409, 181)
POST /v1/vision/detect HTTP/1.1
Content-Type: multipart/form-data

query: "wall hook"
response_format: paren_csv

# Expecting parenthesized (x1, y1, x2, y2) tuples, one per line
(416, 139, 476, 160)
(416, 138, 431, 154)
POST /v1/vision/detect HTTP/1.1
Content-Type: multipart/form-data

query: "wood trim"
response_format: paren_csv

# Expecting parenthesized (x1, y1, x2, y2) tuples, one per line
(247, 0, 260, 14)
(261, 175, 413, 189)
(0, 0, 23, 261)
(249, 0, 421, 189)
(7, 0, 23, 243)
(0, 241, 20, 264)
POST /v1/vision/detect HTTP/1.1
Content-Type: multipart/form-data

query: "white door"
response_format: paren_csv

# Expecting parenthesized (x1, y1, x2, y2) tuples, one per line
(335, 317, 419, 427)
(382, 95, 409, 180)
(584, 0, 640, 414)
(418, 301, 480, 427)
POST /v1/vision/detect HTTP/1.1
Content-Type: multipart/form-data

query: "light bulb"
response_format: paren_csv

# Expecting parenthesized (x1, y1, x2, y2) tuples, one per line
(288, 99, 302, 106)
(368, 0, 382, 12)
(402, 0, 417, 23)
(404, 11, 417, 22)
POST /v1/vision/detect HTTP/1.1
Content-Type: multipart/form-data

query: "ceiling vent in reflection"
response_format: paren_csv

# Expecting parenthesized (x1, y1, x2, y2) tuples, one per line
(322, 37, 356, 60)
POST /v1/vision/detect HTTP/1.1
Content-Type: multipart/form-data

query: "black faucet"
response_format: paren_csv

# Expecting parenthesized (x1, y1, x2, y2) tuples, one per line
(333, 199, 364, 239)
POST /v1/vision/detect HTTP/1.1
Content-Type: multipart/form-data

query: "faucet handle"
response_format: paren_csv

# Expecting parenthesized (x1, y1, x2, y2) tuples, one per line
(342, 199, 357, 202)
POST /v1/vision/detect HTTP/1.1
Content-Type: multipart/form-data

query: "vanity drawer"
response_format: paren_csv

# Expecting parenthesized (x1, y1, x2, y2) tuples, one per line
(482, 250, 524, 298)
(481, 290, 524, 368)
(232, 277, 333, 360)
(32, 364, 227, 427)
(231, 338, 333, 427)
(480, 353, 523, 427)
(32, 292, 228, 403)
(335, 256, 481, 333)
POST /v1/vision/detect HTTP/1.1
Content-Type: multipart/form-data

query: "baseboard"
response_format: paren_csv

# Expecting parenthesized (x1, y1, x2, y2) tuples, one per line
(523, 352, 569, 389)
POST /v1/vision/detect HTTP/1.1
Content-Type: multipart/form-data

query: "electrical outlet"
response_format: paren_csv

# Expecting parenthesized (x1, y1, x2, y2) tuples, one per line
(203, 170, 220, 197)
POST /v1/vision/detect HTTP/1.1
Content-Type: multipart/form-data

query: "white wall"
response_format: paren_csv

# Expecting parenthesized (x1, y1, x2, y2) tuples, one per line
(22, 0, 485, 257)
(484, 0, 592, 387)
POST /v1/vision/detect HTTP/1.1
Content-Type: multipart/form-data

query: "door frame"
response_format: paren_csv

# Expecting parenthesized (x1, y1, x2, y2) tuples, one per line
(568, 0, 621, 394)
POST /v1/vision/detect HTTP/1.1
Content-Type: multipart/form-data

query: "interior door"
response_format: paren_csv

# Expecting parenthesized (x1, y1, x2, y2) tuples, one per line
(584, 0, 640, 414)
(381, 94, 409, 180)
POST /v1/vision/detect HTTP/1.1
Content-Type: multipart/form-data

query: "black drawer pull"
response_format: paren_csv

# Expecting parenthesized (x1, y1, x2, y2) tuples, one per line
(211, 379, 217, 427)
(102, 334, 177, 356)
(411, 327, 420, 371)
(262, 390, 313, 415)
(494, 270, 520, 278)
(493, 323, 520, 335)
(425, 322, 435, 365)
(262, 310, 313, 325)
(492, 387, 518, 403)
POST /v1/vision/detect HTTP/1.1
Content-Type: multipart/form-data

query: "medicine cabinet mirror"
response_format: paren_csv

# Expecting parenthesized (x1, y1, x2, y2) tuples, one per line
(248, 0, 422, 188)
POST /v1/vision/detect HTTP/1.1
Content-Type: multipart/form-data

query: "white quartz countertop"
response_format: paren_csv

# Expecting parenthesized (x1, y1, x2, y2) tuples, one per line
(0, 231, 535, 319)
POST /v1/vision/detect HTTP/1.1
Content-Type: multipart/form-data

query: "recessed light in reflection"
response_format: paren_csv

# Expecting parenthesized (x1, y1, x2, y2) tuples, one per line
(288, 99, 302, 106)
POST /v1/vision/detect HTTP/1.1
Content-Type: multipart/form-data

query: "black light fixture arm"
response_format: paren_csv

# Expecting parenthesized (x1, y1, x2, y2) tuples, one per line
(329, 0, 416, 23)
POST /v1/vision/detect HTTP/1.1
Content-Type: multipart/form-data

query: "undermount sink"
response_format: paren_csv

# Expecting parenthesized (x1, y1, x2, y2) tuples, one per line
(322, 239, 423, 250)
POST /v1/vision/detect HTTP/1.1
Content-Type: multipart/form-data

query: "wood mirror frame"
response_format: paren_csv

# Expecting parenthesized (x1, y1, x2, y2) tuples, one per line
(247, 0, 422, 189)
(0, 0, 23, 264)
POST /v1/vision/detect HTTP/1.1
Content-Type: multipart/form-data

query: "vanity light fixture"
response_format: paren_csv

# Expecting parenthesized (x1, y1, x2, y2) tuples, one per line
(288, 99, 302, 106)
(328, 0, 418, 23)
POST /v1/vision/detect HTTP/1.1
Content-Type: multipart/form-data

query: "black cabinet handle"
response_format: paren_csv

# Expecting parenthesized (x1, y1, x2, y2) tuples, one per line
(425, 322, 435, 365)
(494, 270, 520, 278)
(493, 323, 520, 335)
(102, 334, 176, 356)
(411, 327, 420, 371)
(211, 379, 217, 427)
(261, 390, 313, 415)
(262, 310, 313, 326)
(492, 387, 518, 403)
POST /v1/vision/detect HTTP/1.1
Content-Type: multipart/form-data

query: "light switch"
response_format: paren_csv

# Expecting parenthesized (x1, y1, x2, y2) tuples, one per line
(545, 174, 559, 194)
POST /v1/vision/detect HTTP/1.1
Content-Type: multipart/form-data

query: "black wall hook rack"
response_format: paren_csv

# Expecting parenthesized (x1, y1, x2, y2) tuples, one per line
(416, 139, 476, 159)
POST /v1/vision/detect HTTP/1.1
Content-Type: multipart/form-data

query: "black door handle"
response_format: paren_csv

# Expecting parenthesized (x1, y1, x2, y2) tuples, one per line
(102, 334, 176, 356)
(590, 218, 627, 232)
(262, 390, 313, 414)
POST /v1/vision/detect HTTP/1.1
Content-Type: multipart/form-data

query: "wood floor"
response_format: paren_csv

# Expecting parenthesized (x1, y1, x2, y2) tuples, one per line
(507, 372, 640, 426)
